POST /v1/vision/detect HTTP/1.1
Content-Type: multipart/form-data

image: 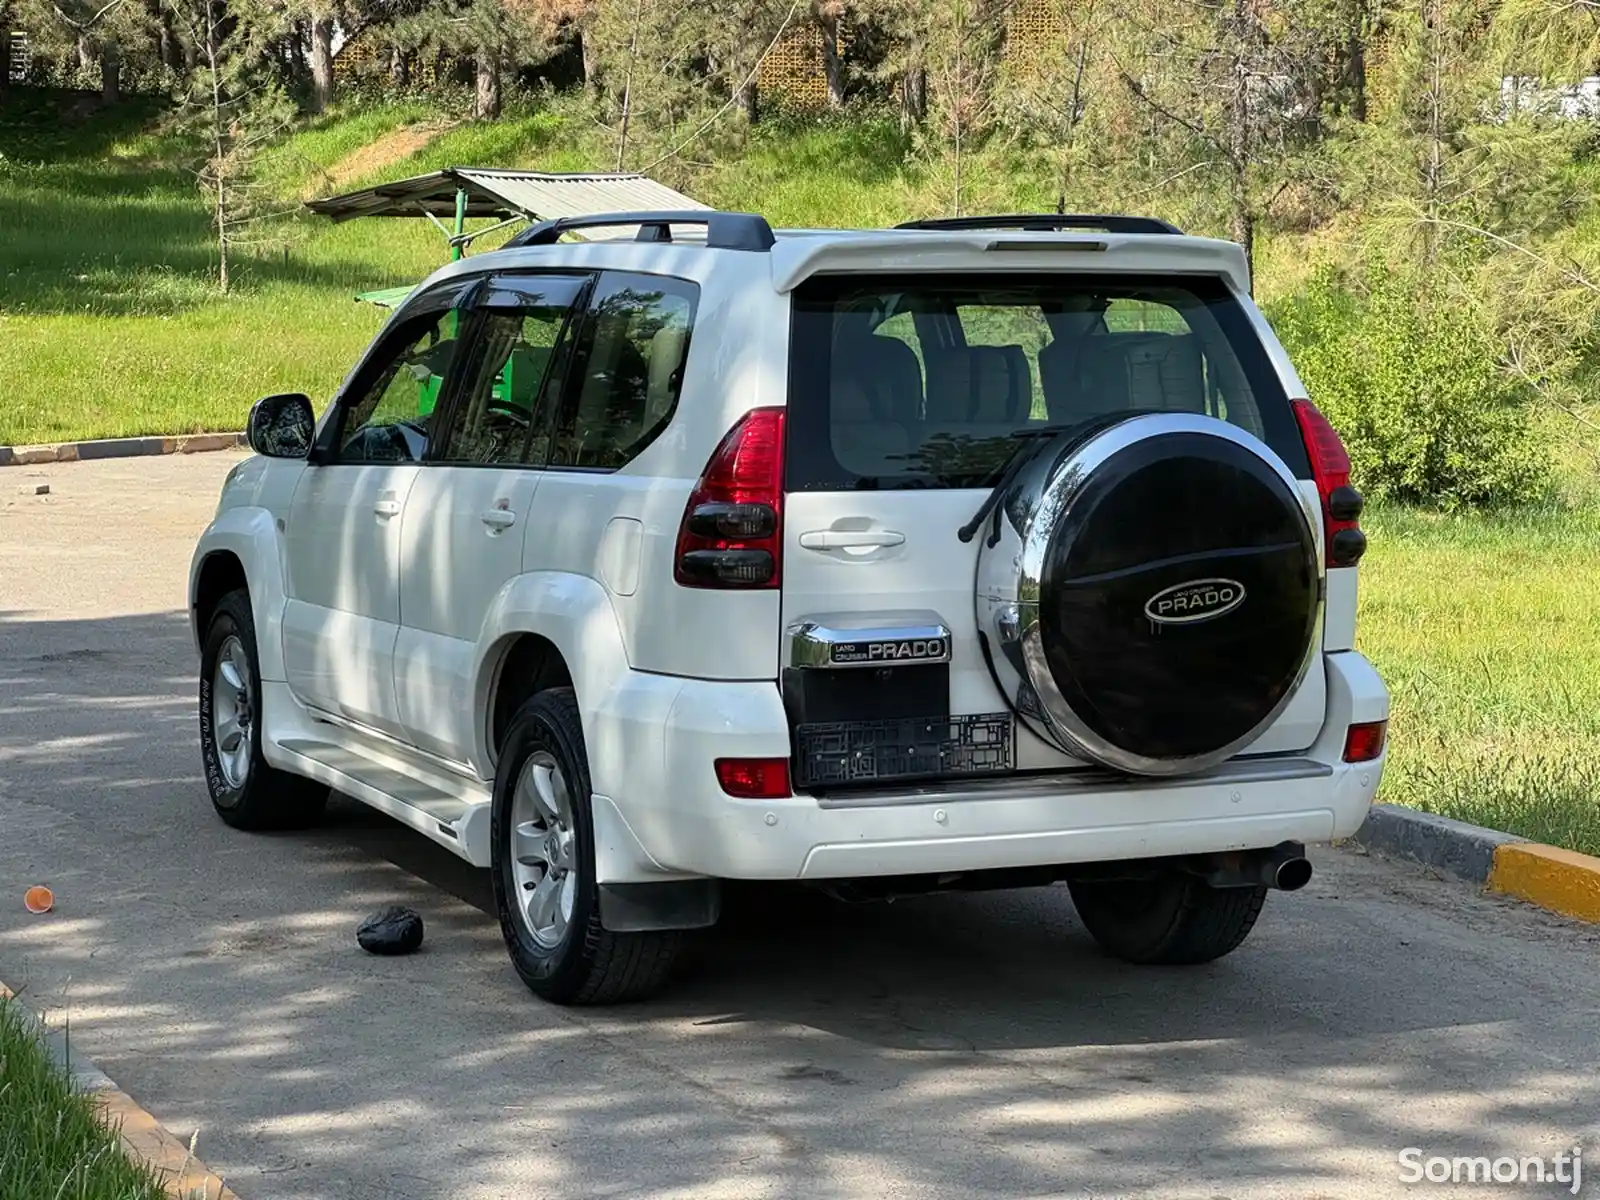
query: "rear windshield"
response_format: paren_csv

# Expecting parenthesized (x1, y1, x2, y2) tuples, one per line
(785, 272, 1309, 491)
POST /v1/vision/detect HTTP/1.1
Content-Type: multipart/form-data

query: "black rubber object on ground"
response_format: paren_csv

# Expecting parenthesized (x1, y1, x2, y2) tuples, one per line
(357, 905, 425, 955)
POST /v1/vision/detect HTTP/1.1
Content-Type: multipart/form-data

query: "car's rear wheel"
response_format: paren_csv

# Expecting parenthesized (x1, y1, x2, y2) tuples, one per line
(1068, 871, 1267, 965)
(490, 688, 679, 1005)
(199, 589, 328, 830)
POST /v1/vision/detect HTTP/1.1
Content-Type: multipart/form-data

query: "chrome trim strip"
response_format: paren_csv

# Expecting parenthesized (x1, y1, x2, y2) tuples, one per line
(813, 756, 1333, 809)
(789, 610, 953, 669)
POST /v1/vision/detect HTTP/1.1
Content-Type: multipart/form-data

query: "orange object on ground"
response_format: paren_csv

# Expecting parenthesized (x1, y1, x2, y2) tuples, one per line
(23, 886, 53, 914)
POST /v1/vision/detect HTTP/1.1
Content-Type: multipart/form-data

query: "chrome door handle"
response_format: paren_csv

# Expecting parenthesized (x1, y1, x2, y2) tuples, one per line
(480, 508, 517, 531)
(373, 499, 402, 518)
(799, 529, 906, 550)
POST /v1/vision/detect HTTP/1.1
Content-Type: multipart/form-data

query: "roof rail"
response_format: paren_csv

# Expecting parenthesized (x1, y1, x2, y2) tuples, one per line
(895, 213, 1184, 236)
(504, 210, 776, 252)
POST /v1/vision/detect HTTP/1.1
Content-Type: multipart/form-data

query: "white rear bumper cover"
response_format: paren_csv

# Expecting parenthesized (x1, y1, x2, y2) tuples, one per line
(587, 651, 1388, 883)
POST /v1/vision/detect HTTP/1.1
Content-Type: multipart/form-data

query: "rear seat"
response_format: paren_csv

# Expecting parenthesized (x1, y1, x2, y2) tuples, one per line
(829, 331, 922, 474)
(1041, 332, 1209, 425)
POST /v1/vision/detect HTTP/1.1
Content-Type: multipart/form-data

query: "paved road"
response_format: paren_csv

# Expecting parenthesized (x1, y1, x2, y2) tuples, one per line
(2, 453, 1599, 1200)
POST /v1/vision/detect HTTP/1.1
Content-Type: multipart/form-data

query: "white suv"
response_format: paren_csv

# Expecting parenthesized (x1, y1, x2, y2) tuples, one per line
(190, 211, 1389, 1005)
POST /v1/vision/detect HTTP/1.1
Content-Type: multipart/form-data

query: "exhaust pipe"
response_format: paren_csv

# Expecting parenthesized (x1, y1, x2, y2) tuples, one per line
(1191, 841, 1313, 891)
(1272, 854, 1313, 892)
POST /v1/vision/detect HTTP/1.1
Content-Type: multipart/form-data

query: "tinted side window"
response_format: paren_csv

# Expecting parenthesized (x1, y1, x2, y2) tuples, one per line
(548, 273, 698, 470)
(431, 275, 588, 466)
(336, 301, 470, 465)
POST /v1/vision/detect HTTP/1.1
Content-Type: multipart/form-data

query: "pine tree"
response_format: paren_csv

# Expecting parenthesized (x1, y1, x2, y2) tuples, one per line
(165, 0, 296, 291)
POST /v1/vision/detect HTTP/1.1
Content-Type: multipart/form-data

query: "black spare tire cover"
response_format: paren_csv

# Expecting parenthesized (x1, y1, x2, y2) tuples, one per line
(976, 413, 1319, 776)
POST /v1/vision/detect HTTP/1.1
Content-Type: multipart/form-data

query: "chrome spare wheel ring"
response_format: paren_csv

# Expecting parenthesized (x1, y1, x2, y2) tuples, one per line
(211, 634, 253, 791)
(509, 750, 578, 950)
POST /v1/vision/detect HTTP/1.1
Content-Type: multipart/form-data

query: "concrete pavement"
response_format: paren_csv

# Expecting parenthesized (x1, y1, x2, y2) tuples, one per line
(2, 453, 1599, 1200)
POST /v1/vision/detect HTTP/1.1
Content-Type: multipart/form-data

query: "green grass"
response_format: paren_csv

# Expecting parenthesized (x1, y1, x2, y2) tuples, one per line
(1359, 501, 1600, 856)
(0, 996, 165, 1200)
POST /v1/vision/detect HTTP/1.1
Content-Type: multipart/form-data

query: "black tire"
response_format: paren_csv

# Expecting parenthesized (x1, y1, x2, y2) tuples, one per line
(490, 688, 679, 1005)
(1068, 871, 1267, 965)
(199, 589, 328, 830)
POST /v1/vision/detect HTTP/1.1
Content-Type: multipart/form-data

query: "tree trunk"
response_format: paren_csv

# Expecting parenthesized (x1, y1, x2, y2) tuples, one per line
(818, 9, 845, 108)
(1345, 28, 1366, 121)
(900, 63, 927, 129)
(100, 45, 119, 103)
(389, 45, 409, 88)
(615, 0, 644, 169)
(736, 76, 759, 123)
(1230, 197, 1254, 288)
(310, 16, 335, 113)
(1421, 0, 1443, 263)
(475, 44, 501, 119)
(156, 9, 181, 70)
(76, 34, 94, 74)
(0, 12, 11, 91)
(578, 28, 598, 92)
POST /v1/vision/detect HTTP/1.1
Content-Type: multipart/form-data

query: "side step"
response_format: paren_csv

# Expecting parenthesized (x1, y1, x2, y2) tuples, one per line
(278, 737, 493, 866)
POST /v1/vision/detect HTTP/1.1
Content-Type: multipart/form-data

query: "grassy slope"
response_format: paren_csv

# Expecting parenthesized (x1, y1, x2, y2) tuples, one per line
(0, 997, 164, 1200)
(3, 93, 1599, 852)
(0, 99, 922, 445)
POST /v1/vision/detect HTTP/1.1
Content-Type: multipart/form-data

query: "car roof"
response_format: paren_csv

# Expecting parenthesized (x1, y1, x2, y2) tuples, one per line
(402, 225, 1253, 304)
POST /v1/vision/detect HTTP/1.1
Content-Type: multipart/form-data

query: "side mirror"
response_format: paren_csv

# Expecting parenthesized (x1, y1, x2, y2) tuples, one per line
(247, 393, 315, 459)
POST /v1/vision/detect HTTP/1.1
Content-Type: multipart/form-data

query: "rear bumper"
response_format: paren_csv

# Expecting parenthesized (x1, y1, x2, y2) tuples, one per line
(587, 651, 1388, 883)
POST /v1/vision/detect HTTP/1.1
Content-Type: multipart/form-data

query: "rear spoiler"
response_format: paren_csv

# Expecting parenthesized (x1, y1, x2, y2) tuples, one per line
(768, 232, 1252, 296)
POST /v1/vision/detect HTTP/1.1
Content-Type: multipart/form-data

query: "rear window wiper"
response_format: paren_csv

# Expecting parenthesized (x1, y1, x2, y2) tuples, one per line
(957, 425, 1076, 547)
(957, 410, 1171, 547)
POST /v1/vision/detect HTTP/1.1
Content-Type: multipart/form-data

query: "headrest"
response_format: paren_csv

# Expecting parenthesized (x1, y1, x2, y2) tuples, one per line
(1051, 333, 1207, 421)
(1121, 333, 1206, 414)
(832, 331, 923, 423)
(646, 325, 688, 415)
(925, 346, 1030, 424)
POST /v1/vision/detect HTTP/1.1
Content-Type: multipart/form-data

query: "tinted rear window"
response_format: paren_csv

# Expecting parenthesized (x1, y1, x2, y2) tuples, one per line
(786, 273, 1309, 491)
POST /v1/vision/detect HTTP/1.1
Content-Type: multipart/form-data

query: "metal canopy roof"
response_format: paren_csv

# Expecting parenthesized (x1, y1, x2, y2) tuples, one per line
(305, 167, 708, 223)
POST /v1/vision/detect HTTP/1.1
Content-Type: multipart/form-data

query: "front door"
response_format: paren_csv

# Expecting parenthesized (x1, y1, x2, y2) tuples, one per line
(394, 271, 592, 766)
(281, 281, 477, 740)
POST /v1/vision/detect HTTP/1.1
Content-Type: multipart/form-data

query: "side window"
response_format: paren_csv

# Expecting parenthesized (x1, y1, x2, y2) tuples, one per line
(548, 273, 698, 470)
(431, 275, 588, 466)
(337, 300, 469, 464)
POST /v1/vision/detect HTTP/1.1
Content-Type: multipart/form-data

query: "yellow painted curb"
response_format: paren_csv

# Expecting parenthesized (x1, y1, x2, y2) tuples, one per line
(0, 983, 241, 1200)
(1488, 843, 1600, 924)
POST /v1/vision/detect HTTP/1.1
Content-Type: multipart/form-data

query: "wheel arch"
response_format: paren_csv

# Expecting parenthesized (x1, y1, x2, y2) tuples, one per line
(471, 572, 632, 788)
(188, 507, 290, 679)
(486, 633, 574, 763)
(193, 551, 247, 635)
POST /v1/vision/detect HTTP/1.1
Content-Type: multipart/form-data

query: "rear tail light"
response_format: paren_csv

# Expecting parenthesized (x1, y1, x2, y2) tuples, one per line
(675, 407, 786, 589)
(715, 757, 792, 799)
(1291, 399, 1367, 568)
(1343, 720, 1387, 763)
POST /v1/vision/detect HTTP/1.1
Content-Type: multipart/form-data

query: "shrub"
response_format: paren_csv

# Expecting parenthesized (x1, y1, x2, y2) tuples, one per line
(1270, 266, 1549, 509)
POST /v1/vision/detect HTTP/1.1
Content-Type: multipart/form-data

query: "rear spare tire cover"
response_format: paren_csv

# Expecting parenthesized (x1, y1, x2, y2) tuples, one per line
(976, 413, 1320, 776)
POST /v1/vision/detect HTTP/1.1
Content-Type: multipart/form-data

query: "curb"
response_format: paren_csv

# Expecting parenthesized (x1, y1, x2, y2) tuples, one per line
(0, 982, 241, 1200)
(0, 432, 245, 467)
(1352, 803, 1600, 923)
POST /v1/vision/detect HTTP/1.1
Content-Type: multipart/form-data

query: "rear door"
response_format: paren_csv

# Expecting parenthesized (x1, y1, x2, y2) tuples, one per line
(780, 271, 1325, 780)
(394, 271, 592, 766)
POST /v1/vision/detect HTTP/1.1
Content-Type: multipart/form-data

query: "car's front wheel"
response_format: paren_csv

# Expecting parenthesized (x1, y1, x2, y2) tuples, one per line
(490, 688, 679, 1005)
(1068, 871, 1267, 965)
(199, 588, 327, 830)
